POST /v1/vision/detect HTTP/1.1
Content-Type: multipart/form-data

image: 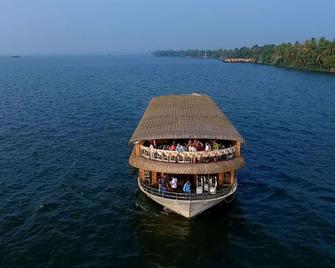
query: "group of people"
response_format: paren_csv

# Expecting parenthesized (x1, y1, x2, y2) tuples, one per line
(158, 175, 192, 194)
(150, 139, 226, 152)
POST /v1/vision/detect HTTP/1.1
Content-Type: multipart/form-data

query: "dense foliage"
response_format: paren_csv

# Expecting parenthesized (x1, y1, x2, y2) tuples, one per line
(153, 38, 335, 73)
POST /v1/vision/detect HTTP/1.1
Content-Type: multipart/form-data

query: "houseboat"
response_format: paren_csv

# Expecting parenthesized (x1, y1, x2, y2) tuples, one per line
(129, 94, 245, 218)
(223, 58, 255, 63)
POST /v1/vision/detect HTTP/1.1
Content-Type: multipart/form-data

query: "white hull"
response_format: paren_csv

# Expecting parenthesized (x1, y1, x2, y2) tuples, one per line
(138, 180, 237, 218)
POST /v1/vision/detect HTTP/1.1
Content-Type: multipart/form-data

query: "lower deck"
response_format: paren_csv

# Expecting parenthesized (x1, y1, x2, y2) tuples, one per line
(138, 177, 238, 218)
(138, 170, 237, 196)
(139, 177, 237, 201)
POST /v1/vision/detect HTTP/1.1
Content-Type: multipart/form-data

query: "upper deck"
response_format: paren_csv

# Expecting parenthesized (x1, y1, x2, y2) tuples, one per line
(129, 94, 245, 174)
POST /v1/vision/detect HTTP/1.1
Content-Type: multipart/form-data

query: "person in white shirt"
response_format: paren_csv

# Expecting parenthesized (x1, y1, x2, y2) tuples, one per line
(170, 177, 178, 192)
(205, 142, 211, 151)
(188, 145, 197, 152)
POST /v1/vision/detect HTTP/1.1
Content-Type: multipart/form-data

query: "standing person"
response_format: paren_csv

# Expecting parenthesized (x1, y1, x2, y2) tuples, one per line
(170, 177, 178, 192)
(160, 175, 169, 196)
(158, 176, 164, 194)
(183, 180, 191, 193)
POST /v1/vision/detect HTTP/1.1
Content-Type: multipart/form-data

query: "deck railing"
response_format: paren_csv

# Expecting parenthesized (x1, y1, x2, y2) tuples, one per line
(138, 178, 237, 201)
(140, 145, 236, 163)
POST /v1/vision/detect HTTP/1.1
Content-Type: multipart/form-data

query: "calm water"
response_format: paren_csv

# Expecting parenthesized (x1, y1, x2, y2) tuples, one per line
(0, 56, 335, 267)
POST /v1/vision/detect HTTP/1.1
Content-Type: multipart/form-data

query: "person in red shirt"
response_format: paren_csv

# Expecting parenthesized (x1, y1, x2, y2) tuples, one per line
(169, 141, 176, 151)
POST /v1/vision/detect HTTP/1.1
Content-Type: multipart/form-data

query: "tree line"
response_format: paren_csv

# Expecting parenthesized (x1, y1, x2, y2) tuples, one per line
(153, 37, 335, 73)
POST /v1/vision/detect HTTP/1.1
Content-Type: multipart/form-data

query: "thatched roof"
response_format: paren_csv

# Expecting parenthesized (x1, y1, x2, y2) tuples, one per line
(129, 149, 245, 174)
(129, 94, 244, 143)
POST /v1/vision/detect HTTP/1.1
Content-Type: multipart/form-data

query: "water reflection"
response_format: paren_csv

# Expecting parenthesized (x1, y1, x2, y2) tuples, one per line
(136, 191, 248, 267)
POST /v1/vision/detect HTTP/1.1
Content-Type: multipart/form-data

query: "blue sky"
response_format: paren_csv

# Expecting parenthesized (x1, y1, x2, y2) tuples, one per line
(0, 0, 334, 54)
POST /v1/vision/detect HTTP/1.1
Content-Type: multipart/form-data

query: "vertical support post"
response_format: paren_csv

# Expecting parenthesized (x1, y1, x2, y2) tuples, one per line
(135, 142, 141, 156)
(139, 168, 145, 182)
(235, 141, 241, 157)
(229, 170, 234, 185)
(152, 171, 157, 185)
(135, 141, 145, 157)
(219, 173, 224, 186)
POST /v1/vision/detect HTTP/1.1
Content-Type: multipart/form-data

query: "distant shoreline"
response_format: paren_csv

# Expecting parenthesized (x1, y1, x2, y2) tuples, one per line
(153, 37, 335, 74)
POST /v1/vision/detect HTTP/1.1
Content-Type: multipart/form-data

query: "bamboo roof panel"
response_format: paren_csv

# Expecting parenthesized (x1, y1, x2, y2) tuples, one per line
(129, 94, 244, 143)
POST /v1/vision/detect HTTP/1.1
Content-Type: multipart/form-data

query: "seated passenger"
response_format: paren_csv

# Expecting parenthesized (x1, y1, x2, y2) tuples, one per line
(152, 139, 157, 148)
(205, 142, 212, 151)
(176, 143, 185, 152)
(150, 140, 157, 149)
(188, 145, 197, 152)
(213, 140, 220, 150)
(183, 180, 191, 193)
(187, 140, 192, 148)
(169, 142, 176, 151)
(196, 140, 204, 151)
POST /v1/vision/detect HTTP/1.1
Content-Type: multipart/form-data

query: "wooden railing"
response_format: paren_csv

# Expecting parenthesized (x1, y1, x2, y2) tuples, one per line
(139, 145, 236, 163)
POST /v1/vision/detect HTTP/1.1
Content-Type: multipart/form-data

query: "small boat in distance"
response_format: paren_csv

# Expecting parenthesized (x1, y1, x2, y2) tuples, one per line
(10, 55, 20, 58)
(129, 94, 245, 218)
